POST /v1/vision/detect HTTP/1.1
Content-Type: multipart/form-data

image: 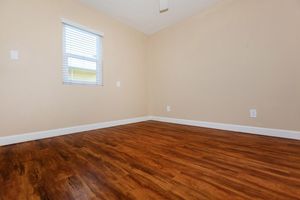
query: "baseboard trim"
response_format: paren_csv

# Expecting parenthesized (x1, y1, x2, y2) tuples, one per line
(1, 116, 299, 146)
(0, 116, 150, 146)
(150, 116, 300, 140)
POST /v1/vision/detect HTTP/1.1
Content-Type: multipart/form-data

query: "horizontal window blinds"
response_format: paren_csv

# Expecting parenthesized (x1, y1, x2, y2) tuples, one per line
(63, 23, 103, 85)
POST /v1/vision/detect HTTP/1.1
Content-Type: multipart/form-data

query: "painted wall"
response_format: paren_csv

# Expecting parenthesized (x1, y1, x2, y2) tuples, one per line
(0, 0, 148, 136)
(148, 0, 300, 131)
(1, 0, 300, 138)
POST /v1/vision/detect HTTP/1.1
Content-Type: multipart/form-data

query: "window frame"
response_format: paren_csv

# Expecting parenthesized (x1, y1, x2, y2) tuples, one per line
(62, 19, 104, 86)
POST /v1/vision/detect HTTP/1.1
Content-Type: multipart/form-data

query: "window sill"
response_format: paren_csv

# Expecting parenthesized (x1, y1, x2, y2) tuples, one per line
(63, 81, 103, 87)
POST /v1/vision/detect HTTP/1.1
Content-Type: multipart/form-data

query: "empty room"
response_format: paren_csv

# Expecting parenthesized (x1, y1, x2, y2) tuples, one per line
(1, 0, 300, 199)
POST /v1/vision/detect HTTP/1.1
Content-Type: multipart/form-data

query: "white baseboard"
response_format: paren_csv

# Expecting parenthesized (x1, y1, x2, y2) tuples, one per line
(0, 116, 150, 146)
(149, 116, 300, 140)
(1, 115, 299, 146)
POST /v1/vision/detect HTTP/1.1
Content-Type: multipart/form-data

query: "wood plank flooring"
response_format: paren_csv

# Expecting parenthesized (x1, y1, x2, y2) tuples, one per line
(1, 121, 300, 200)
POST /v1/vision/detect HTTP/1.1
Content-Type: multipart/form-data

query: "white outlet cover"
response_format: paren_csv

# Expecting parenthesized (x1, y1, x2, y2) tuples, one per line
(10, 50, 19, 60)
(166, 105, 171, 112)
(116, 81, 121, 87)
(250, 109, 257, 118)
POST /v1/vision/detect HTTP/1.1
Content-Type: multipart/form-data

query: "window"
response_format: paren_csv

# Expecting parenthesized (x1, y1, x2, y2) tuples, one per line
(63, 21, 103, 85)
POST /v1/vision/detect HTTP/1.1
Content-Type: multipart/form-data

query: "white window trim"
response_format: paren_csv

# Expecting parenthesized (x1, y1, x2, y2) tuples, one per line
(61, 18, 104, 37)
(62, 19, 104, 86)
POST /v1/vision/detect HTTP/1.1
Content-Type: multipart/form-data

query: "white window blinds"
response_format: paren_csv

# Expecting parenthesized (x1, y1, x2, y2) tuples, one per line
(63, 22, 103, 85)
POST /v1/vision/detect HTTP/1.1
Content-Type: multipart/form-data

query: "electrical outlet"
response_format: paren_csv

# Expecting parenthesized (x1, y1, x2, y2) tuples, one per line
(116, 81, 121, 88)
(10, 50, 19, 60)
(250, 109, 257, 118)
(166, 105, 171, 112)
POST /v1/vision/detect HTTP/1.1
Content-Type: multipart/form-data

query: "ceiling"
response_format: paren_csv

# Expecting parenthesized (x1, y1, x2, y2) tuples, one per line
(79, 0, 222, 35)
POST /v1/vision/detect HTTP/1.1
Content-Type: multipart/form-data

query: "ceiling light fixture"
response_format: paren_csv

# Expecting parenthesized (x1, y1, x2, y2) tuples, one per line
(160, 0, 169, 13)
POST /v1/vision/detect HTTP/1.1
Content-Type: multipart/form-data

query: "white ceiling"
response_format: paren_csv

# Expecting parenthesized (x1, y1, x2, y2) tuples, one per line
(79, 0, 222, 35)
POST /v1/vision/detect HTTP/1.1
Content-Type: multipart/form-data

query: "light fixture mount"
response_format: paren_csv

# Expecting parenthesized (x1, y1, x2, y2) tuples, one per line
(160, 0, 169, 13)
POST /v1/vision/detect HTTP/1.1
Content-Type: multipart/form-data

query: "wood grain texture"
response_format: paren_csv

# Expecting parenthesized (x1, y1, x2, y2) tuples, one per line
(0, 121, 300, 200)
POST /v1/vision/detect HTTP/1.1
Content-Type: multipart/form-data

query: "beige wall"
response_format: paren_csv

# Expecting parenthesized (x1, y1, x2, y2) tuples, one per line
(1, 0, 300, 138)
(148, 0, 300, 131)
(0, 0, 148, 136)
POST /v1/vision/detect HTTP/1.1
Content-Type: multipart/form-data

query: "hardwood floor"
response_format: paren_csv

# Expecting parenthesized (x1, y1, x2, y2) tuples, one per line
(0, 121, 300, 200)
